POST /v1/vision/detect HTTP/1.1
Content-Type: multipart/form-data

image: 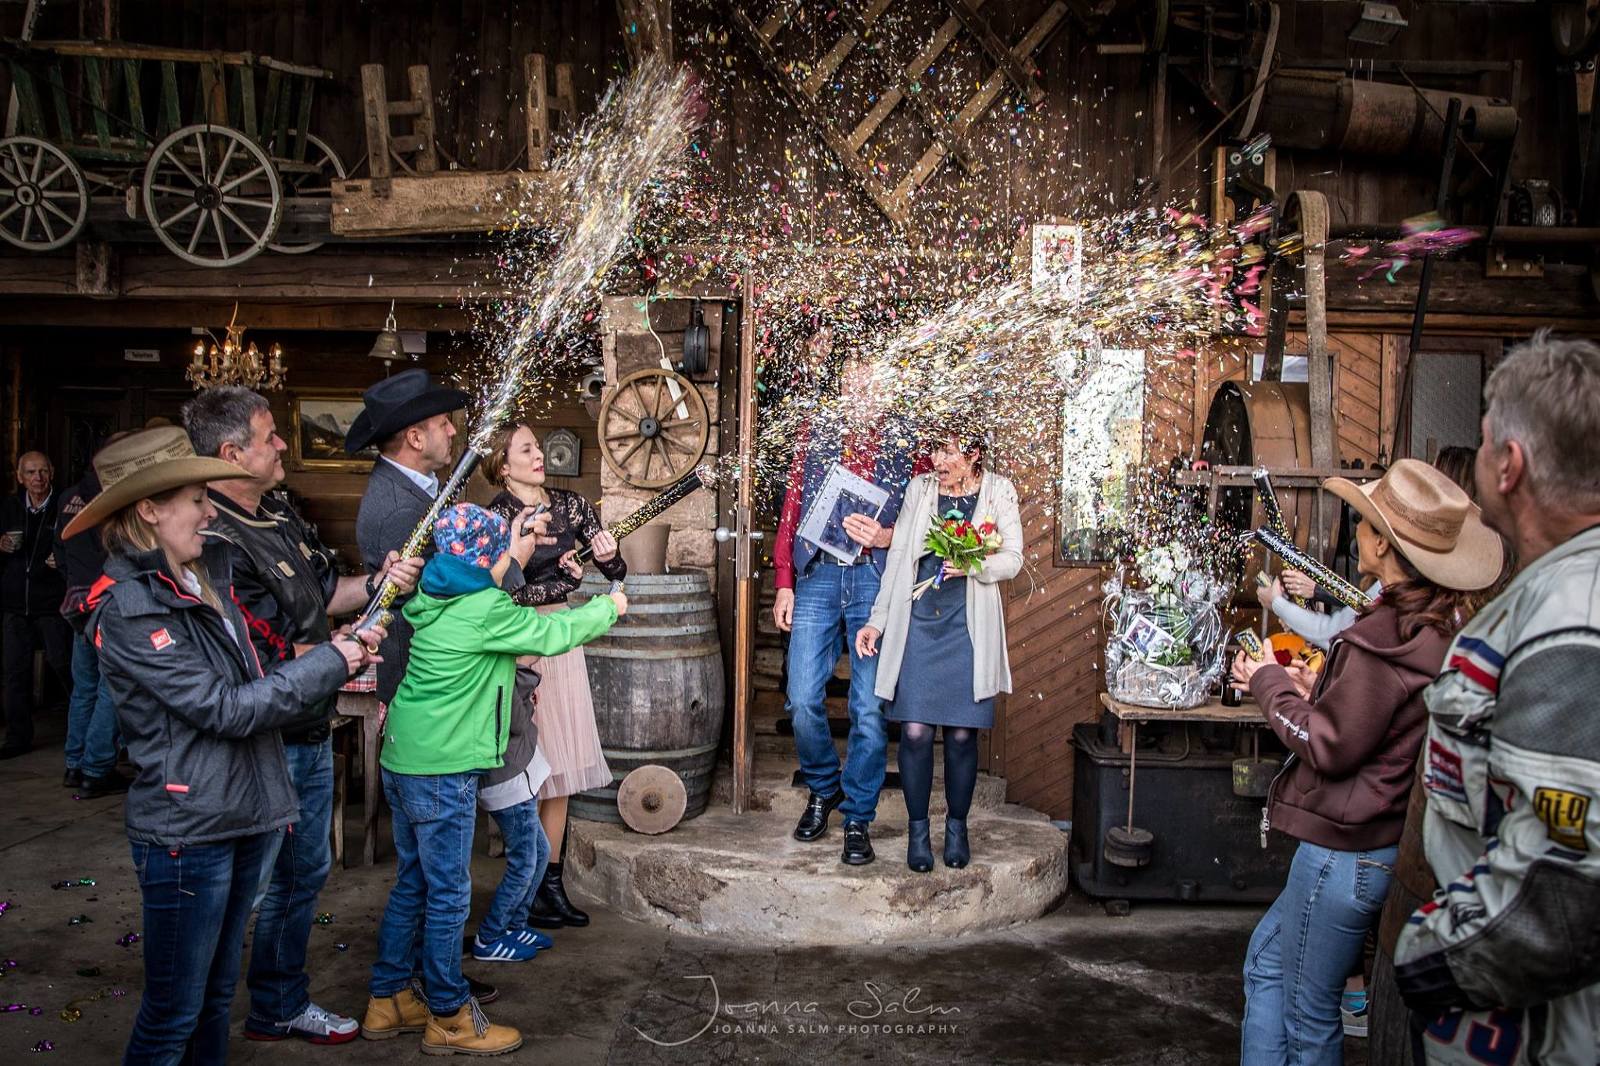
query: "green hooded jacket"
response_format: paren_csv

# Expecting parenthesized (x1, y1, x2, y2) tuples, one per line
(381, 588, 618, 775)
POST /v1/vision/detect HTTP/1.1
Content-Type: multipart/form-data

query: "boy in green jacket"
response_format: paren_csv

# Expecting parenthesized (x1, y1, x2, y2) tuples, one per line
(361, 503, 624, 1055)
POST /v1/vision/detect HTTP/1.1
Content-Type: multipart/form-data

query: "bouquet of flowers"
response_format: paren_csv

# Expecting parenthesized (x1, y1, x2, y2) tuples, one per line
(910, 509, 1002, 600)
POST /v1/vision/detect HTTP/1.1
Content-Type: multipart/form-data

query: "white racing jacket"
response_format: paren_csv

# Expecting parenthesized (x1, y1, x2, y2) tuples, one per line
(1395, 524, 1600, 1066)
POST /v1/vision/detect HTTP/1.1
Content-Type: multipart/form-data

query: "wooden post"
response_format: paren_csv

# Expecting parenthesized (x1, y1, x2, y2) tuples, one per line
(731, 271, 757, 814)
(617, 0, 673, 67)
(360, 64, 391, 181)
(525, 54, 550, 170)
(405, 65, 439, 174)
(554, 63, 575, 124)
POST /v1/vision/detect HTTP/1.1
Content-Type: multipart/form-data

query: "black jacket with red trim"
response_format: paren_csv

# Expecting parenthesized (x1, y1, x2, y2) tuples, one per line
(203, 489, 341, 745)
(90, 541, 349, 847)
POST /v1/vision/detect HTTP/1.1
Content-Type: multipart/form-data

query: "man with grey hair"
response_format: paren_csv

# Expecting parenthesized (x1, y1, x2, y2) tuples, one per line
(1395, 330, 1600, 1065)
(182, 386, 422, 1045)
(1, 450, 71, 759)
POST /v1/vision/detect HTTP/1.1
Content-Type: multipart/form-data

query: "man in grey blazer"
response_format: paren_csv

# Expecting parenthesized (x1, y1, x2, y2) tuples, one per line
(349, 369, 473, 708)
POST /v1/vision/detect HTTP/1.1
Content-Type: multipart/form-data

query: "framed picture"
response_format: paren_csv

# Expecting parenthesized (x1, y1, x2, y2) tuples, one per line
(1057, 349, 1145, 565)
(289, 392, 375, 472)
(1031, 222, 1082, 304)
(543, 427, 582, 477)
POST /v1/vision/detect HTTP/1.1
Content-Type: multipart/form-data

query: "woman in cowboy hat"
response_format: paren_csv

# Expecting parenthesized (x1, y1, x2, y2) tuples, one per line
(62, 427, 382, 1065)
(1230, 458, 1503, 1066)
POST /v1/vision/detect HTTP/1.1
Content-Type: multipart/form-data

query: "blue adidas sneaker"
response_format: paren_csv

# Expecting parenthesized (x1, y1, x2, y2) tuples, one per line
(472, 932, 541, 963)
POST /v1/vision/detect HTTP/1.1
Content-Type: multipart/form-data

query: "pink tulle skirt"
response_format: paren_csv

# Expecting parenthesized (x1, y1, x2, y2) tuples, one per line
(531, 605, 612, 799)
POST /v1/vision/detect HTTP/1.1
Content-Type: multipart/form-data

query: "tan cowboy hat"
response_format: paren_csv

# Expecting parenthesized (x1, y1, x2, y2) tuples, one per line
(61, 427, 252, 540)
(1325, 458, 1503, 592)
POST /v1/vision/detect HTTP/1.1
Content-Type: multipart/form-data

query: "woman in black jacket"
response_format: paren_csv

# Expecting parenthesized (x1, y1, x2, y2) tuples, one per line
(62, 428, 378, 1066)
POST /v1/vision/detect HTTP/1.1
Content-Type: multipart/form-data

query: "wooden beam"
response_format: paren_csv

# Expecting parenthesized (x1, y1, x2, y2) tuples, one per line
(359, 64, 391, 181)
(329, 171, 561, 237)
(758, 0, 802, 44)
(726, 2, 907, 229)
(802, 0, 892, 98)
(404, 65, 439, 174)
(0, 298, 475, 330)
(525, 54, 550, 170)
(847, 6, 972, 152)
(937, 0, 1062, 104)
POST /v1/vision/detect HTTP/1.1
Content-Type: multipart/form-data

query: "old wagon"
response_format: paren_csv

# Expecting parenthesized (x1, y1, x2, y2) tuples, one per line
(1, 38, 345, 265)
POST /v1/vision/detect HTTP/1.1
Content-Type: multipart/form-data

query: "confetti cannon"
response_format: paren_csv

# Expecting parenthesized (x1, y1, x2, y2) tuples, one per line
(1250, 527, 1376, 611)
(571, 465, 712, 568)
(1252, 466, 1307, 607)
(352, 448, 485, 637)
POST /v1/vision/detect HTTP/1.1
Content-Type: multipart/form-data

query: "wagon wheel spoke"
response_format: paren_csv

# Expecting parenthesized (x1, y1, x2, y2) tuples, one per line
(19, 207, 34, 243)
(650, 381, 671, 420)
(211, 210, 230, 259)
(187, 210, 209, 254)
(658, 416, 699, 430)
(212, 138, 240, 189)
(38, 163, 67, 189)
(218, 204, 263, 246)
(165, 152, 202, 189)
(219, 166, 266, 195)
(42, 189, 81, 199)
(0, 203, 18, 224)
(34, 206, 55, 244)
(605, 428, 644, 441)
(28, 144, 44, 182)
(650, 437, 674, 477)
(40, 198, 75, 227)
(149, 183, 193, 197)
(221, 195, 275, 209)
(6, 143, 25, 181)
(623, 380, 649, 417)
(193, 132, 211, 182)
(161, 201, 200, 229)
(615, 435, 649, 469)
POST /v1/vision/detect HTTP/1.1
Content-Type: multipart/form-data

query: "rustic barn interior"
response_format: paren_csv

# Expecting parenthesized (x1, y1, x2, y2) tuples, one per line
(3, 0, 1600, 1012)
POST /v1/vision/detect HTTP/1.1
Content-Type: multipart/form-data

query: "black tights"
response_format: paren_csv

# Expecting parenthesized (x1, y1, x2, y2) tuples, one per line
(897, 723, 978, 822)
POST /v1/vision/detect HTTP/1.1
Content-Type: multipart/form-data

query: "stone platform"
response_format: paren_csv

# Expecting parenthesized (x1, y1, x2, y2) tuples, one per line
(566, 761, 1069, 946)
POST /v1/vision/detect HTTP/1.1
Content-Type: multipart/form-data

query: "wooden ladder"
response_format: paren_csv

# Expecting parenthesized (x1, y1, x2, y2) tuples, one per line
(359, 62, 439, 190)
(728, 0, 1068, 229)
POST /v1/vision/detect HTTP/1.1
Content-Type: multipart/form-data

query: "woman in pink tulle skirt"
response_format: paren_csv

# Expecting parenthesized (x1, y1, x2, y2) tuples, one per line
(483, 423, 625, 929)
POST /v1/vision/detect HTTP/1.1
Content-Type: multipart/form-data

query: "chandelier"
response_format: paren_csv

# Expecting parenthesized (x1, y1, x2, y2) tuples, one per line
(187, 304, 287, 391)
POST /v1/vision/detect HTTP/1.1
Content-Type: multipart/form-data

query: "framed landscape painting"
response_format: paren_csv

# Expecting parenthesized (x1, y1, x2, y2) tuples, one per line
(290, 392, 376, 472)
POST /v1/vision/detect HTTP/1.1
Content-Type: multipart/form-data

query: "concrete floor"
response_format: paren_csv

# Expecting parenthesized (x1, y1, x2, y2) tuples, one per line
(0, 724, 1367, 1065)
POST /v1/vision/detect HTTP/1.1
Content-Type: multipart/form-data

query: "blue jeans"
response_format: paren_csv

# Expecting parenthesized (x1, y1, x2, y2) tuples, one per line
(64, 632, 119, 777)
(246, 738, 334, 1026)
(370, 769, 479, 1014)
(477, 798, 550, 943)
(124, 833, 274, 1066)
(1242, 840, 1398, 1066)
(785, 561, 887, 823)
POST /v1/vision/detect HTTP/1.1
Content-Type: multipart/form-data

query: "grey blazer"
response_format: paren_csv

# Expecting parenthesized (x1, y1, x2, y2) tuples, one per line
(356, 458, 436, 704)
(866, 471, 1023, 703)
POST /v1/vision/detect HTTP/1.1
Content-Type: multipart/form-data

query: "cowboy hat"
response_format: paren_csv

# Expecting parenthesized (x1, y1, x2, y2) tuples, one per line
(61, 427, 252, 540)
(1325, 458, 1503, 592)
(344, 369, 470, 455)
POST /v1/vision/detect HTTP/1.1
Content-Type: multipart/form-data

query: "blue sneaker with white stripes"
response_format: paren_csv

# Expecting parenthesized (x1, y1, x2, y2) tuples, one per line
(472, 931, 541, 963)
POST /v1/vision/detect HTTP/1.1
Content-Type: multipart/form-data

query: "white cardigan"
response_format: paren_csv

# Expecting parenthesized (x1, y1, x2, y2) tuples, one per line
(866, 471, 1023, 703)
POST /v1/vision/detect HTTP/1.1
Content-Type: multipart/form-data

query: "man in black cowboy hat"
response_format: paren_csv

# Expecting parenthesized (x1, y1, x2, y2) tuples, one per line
(350, 369, 473, 710)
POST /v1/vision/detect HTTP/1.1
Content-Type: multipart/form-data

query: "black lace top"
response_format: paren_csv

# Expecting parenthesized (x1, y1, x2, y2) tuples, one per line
(486, 488, 627, 606)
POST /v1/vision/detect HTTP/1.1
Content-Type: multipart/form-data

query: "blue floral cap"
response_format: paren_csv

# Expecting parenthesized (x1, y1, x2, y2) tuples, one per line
(432, 503, 509, 570)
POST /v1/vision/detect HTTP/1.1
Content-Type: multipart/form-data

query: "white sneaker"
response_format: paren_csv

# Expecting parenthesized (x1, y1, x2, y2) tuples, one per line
(246, 1001, 361, 1045)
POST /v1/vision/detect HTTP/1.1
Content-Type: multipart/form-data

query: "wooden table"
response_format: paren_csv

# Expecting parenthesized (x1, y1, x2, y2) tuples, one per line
(335, 692, 385, 866)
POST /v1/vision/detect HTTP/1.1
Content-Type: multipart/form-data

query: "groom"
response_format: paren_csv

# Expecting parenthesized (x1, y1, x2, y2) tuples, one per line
(772, 339, 917, 866)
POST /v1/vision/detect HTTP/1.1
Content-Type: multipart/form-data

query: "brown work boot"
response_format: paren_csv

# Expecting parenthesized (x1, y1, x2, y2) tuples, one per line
(421, 998, 522, 1056)
(360, 984, 429, 1040)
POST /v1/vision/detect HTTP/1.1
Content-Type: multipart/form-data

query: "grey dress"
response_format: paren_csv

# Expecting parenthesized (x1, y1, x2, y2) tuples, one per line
(885, 492, 995, 729)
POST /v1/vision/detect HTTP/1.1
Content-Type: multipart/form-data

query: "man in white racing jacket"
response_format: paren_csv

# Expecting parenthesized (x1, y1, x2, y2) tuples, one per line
(1395, 331, 1600, 1066)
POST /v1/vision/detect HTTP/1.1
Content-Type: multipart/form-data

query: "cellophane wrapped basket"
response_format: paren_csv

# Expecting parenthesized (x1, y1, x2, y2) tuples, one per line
(1103, 562, 1230, 710)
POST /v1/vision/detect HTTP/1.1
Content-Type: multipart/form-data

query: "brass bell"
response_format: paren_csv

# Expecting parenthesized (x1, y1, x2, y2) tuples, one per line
(368, 301, 403, 366)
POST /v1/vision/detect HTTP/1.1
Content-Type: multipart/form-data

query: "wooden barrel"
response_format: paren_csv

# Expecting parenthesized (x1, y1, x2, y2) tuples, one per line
(566, 571, 725, 824)
(1200, 381, 1337, 588)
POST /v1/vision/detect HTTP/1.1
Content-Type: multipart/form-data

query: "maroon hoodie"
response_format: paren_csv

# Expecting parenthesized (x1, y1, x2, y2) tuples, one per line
(1250, 602, 1450, 852)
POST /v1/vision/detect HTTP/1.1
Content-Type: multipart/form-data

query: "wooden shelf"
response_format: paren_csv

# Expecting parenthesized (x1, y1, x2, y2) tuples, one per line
(1099, 691, 1266, 725)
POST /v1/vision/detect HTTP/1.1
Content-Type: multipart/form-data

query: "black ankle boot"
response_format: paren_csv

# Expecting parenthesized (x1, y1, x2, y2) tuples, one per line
(527, 874, 566, 930)
(905, 819, 933, 873)
(543, 862, 589, 927)
(943, 819, 969, 868)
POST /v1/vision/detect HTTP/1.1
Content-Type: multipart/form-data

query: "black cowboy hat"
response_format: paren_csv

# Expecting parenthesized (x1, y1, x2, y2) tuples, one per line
(345, 369, 471, 455)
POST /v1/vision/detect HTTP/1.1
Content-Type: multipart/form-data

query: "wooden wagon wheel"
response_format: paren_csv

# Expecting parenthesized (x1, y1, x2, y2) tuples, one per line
(142, 124, 282, 267)
(266, 131, 346, 255)
(598, 368, 709, 489)
(0, 136, 89, 252)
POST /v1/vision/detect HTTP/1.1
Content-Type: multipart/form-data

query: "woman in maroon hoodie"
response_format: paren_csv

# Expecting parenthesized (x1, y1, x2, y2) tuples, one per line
(1231, 459, 1504, 1066)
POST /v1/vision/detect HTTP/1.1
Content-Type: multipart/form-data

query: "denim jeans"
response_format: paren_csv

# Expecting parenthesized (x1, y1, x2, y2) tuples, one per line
(64, 632, 119, 777)
(370, 769, 479, 1014)
(246, 738, 334, 1026)
(123, 833, 274, 1066)
(1242, 839, 1398, 1066)
(477, 798, 550, 943)
(786, 560, 887, 823)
